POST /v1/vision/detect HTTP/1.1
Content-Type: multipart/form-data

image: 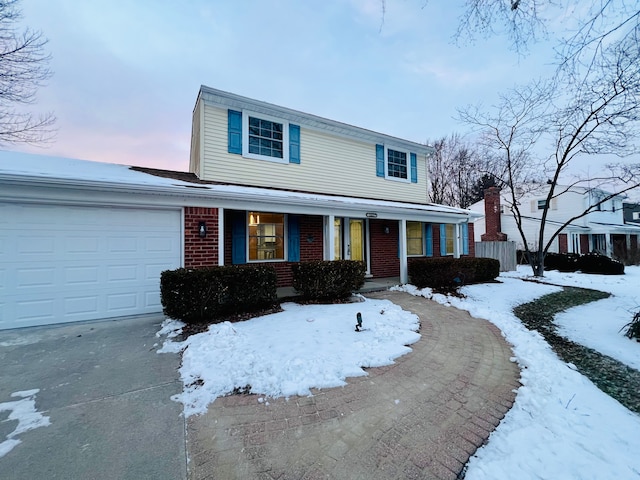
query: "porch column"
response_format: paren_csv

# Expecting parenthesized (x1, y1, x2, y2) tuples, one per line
(454, 223, 461, 258)
(218, 207, 225, 266)
(325, 214, 335, 260)
(399, 219, 408, 284)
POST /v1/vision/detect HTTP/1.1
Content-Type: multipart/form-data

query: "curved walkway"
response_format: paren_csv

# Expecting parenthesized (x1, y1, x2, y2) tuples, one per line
(186, 291, 520, 480)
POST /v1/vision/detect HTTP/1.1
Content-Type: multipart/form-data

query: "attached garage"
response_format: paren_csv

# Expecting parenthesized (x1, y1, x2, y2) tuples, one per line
(0, 202, 182, 330)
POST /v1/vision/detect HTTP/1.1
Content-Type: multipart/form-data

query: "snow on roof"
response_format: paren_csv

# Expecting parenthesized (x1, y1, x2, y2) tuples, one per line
(0, 150, 477, 219)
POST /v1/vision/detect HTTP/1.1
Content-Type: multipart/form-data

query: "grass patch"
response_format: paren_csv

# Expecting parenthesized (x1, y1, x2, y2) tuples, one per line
(513, 287, 640, 414)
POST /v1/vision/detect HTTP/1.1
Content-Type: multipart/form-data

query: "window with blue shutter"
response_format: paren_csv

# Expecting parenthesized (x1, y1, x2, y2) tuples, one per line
(289, 124, 300, 164)
(231, 212, 247, 264)
(425, 224, 433, 257)
(410, 153, 417, 183)
(228, 110, 242, 154)
(376, 144, 385, 177)
(462, 223, 469, 255)
(288, 215, 300, 261)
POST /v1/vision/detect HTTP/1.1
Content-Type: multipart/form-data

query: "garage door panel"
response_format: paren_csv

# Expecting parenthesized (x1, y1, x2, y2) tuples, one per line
(1, 203, 181, 329)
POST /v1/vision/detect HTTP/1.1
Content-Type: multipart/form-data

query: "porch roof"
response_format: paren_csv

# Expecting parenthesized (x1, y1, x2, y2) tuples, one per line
(0, 151, 480, 224)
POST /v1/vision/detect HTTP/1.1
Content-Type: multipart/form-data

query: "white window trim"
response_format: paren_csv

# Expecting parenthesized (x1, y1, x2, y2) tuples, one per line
(246, 211, 288, 263)
(384, 145, 411, 183)
(242, 110, 290, 164)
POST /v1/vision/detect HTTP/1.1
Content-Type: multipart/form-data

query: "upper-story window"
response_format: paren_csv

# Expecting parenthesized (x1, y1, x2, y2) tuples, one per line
(228, 109, 300, 164)
(243, 111, 289, 163)
(375, 144, 418, 183)
(537, 199, 547, 210)
(248, 116, 284, 159)
(387, 149, 408, 180)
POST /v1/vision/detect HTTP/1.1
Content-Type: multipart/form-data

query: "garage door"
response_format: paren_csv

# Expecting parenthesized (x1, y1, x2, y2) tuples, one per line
(0, 203, 182, 330)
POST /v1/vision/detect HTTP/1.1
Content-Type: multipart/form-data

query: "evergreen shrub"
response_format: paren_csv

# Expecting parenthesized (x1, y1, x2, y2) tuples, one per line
(292, 260, 366, 301)
(408, 257, 500, 292)
(160, 265, 277, 323)
(544, 252, 581, 272)
(577, 252, 625, 275)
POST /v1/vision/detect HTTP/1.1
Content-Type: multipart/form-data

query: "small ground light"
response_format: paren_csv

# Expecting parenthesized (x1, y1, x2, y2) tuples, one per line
(355, 312, 363, 332)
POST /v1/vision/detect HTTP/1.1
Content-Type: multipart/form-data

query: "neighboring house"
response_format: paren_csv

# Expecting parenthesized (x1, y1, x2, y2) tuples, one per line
(0, 86, 479, 330)
(470, 185, 640, 259)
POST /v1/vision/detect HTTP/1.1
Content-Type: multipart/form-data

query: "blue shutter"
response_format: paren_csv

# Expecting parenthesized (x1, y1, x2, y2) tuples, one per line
(288, 215, 300, 262)
(289, 124, 300, 164)
(231, 212, 246, 264)
(410, 153, 417, 183)
(425, 224, 433, 257)
(228, 110, 242, 154)
(440, 224, 447, 256)
(376, 144, 385, 177)
(462, 223, 469, 255)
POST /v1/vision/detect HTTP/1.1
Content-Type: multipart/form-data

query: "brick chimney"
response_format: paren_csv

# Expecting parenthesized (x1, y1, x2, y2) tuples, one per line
(481, 187, 508, 241)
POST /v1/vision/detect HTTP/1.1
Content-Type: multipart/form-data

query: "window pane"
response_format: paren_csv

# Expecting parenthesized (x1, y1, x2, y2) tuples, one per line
(406, 221, 423, 255)
(248, 212, 285, 261)
(247, 116, 285, 159)
(387, 149, 407, 179)
(446, 224, 455, 254)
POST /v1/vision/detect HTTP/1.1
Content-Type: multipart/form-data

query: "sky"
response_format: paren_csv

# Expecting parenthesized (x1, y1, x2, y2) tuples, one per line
(9, 0, 564, 171)
(156, 266, 640, 478)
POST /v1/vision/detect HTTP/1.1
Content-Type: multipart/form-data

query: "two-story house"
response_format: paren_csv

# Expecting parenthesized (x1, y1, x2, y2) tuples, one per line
(470, 185, 640, 260)
(0, 86, 478, 330)
(186, 86, 478, 286)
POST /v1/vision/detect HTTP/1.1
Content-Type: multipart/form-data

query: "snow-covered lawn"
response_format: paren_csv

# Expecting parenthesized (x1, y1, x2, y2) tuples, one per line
(158, 266, 640, 479)
(159, 299, 420, 417)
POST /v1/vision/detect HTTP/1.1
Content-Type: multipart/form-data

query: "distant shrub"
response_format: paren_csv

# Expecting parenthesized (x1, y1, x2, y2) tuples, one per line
(544, 252, 580, 272)
(408, 257, 500, 293)
(292, 260, 366, 301)
(160, 265, 277, 324)
(577, 252, 625, 275)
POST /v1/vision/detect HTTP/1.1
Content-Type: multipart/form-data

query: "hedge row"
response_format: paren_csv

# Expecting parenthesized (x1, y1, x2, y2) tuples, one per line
(408, 257, 500, 291)
(292, 260, 366, 301)
(160, 265, 277, 323)
(544, 252, 625, 275)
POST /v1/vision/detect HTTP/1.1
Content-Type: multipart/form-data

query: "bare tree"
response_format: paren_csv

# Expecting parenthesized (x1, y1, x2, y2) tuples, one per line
(0, 0, 54, 145)
(428, 133, 488, 208)
(459, 37, 640, 276)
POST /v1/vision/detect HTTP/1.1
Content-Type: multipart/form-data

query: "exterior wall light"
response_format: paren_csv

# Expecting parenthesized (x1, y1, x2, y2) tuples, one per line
(384, 226, 390, 235)
(198, 221, 207, 238)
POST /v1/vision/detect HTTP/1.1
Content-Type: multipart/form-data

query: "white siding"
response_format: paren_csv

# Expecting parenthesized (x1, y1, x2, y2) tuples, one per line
(200, 104, 428, 204)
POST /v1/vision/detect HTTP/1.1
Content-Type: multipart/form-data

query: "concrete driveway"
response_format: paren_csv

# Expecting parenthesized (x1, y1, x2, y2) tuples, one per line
(0, 315, 186, 480)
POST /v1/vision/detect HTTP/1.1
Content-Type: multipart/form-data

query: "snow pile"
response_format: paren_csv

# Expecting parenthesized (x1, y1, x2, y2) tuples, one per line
(0, 389, 50, 458)
(159, 298, 420, 417)
(397, 269, 640, 479)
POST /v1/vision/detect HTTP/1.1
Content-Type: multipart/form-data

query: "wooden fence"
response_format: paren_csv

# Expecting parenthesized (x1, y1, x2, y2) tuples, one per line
(474, 241, 517, 272)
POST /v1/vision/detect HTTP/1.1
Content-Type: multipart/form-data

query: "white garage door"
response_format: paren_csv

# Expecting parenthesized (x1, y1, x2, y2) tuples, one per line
(0, 203, 182, 330)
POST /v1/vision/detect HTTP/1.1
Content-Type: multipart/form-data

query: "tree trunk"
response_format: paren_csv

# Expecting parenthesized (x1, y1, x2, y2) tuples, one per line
(529, 250, 545, 277)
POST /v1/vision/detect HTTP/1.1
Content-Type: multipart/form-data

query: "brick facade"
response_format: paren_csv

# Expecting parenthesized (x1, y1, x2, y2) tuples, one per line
(184, 207, 219, 268)
(369, 219, 400, 278)
(196, 208, 475, 286)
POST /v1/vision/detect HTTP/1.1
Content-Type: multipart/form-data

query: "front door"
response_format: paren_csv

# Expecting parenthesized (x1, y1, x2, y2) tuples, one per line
(334, 217, 367, 270)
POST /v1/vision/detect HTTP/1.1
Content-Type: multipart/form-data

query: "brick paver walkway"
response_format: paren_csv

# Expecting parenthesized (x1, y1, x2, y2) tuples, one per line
(186, 291, 520, 479)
